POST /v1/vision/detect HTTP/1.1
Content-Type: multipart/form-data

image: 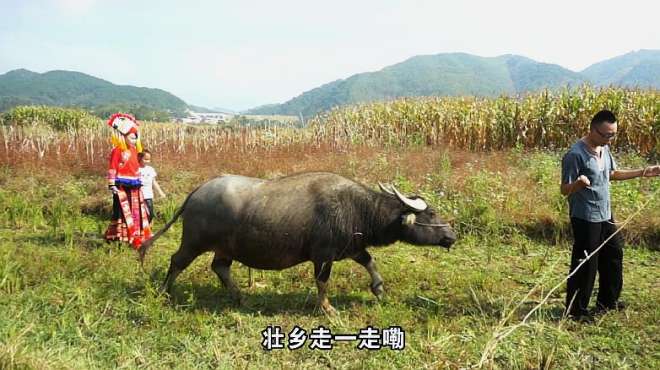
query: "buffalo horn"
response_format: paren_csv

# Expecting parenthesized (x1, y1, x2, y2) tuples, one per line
(378, 182, 395, 195)
(392, 186, 428, 211)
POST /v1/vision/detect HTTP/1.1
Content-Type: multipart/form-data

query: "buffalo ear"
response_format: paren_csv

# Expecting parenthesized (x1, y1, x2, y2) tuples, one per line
(402, 213, 416, 225)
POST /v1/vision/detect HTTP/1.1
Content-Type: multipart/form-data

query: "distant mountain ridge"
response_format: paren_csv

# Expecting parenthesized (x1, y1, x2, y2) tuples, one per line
(2, 50, 658, 118)
(247, 50, 660, 117)
(0, 69, 188, 115)
(581, 49, 660, 87)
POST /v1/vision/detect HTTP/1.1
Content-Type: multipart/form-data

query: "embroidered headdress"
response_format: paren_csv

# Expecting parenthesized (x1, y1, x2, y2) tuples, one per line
(107, 113, 143, 152)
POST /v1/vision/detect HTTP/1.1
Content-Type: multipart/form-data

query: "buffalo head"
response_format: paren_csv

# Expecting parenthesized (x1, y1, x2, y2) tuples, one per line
(379, 182, 457, 248)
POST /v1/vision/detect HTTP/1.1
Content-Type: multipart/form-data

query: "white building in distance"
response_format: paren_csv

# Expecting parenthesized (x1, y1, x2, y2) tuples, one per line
(179, 110, 234, 124)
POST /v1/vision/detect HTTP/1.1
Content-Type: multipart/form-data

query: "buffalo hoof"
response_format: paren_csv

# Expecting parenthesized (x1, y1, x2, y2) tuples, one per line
(159, 285, 172, 297)
(370, 281, 385, 299)
(232, 293, 248, 307)
(321, 303, 338, 316)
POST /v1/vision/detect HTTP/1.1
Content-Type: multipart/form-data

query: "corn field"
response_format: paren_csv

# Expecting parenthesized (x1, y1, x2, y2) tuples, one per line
(2, 105, 99, 131)
(0, 121, 314, 165)
(309, 86, 659, 155)
(1, 86, 658, 166)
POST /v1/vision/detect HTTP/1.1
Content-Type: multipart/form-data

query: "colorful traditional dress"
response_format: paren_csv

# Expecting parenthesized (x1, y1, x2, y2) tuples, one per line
(104, 114, 152, 249)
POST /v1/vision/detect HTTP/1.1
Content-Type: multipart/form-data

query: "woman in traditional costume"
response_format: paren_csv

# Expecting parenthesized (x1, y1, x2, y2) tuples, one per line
(104, 113, 152, 249)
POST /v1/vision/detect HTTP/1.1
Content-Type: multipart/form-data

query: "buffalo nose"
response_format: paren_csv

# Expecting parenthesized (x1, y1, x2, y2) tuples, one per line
(443, 232, 457, 247)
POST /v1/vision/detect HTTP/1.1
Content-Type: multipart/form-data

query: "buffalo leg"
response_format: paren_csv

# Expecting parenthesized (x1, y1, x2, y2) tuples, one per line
(161, 245, 200, 295)
(313, 261, 336, 315)
(352, 250, 384, 299)
(211, 255, 243, 304)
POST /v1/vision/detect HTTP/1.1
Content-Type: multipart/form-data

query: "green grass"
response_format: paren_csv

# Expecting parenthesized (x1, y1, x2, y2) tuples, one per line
(1, 230, 658, 368)
(1, 150, 658, 369)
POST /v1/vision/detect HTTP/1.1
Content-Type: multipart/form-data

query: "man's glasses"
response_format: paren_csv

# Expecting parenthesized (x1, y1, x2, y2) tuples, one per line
(594, 127, 617, 139)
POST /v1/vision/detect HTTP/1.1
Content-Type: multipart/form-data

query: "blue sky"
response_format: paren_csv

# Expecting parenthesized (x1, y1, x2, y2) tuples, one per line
(1, 0, 658, 111)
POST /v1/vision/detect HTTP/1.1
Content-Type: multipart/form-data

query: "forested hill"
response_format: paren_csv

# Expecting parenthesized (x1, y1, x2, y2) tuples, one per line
(0, 69, 188, 118)
(581, 49, 660, 88)
(247, 50, 660, 118)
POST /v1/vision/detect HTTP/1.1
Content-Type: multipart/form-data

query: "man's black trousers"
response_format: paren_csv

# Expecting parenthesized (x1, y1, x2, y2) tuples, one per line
(566, 217, 624, 316)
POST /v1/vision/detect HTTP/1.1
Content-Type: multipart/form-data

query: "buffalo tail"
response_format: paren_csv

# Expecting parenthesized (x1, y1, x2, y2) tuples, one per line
(139, 184, 202, 266)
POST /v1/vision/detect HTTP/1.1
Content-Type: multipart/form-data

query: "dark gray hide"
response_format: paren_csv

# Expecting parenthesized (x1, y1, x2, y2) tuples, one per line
(140, 172, 456, 314)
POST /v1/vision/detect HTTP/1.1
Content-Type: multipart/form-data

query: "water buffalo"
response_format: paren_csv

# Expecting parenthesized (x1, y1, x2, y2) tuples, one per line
(140, 172, 456, 314)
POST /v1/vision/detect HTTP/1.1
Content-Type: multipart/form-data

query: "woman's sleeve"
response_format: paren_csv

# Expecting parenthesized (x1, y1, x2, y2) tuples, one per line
(107, 148, 120, 186)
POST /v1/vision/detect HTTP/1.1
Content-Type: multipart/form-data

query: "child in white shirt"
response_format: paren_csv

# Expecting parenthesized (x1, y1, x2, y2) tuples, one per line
(138, 149, 166, 222)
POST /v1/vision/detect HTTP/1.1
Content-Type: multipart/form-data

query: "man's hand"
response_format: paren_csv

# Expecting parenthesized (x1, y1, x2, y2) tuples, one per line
(575, 175, 591, 189)
(643, 165, 660, 177)
(109, 185, 119, 194)
(560, 175, 591, 196)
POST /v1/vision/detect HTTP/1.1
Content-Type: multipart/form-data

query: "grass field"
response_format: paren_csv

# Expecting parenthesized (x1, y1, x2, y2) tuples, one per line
(1, 146, 658, 369)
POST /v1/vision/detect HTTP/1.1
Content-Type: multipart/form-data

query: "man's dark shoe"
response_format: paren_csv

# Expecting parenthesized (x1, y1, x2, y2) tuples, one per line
(566, 310, 594, 323)
(613, 301, 627, 310)
(593, 301, 627, 315)
(570, 313, 594, 323)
